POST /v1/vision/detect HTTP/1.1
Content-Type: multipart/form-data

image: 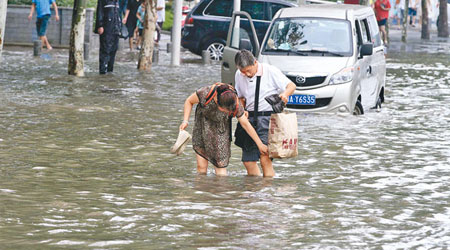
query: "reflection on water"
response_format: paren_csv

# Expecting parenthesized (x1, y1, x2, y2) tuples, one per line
(1, 48, 449, 248)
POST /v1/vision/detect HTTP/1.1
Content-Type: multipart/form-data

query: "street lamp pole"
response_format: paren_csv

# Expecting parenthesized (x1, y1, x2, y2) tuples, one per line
(171, 0, 182, 66)
(231, 0, 241, 48)
(0, 0, 7, 61)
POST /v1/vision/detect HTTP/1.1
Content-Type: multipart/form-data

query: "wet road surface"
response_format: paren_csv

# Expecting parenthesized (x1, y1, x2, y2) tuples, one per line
(0, 47, 449, 249)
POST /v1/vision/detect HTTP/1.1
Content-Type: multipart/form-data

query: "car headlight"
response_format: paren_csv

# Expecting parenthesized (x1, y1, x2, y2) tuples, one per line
(329, 67, 353, 85)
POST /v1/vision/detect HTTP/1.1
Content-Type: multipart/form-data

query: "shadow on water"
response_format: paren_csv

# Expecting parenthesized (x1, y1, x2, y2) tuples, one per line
(0, 46, 449, 248)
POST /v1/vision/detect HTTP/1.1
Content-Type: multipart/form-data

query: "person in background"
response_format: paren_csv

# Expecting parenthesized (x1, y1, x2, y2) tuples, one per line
(95, 0, 121, 74)
(408, 0, 419, 27)
(392, 0, 400, 25)
(122, 0, 141, 51)
(398, 0, 406, 25)
(119, 0, 128, 17)
(374, 0, 391, 44)
(28, 0, 59, 51)
(234, 50, 296, 178)
(156, 0, 165, 44)
(135, 2, 145, 50)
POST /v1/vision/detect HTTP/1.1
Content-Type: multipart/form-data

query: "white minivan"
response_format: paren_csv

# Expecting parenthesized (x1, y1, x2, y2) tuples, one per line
(221, 4, 386, 115)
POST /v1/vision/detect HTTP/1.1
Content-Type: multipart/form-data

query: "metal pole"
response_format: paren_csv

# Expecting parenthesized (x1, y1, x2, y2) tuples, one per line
(234, 0, 240, 12)
(33, 40, 42, 56)
(231, 0, 241, 49)
(202, 50, 210, 64)
(171, 0, 182, 66)
(402, 0, 409, 42)
(152, 48, 159, 64)
(84, 42, 90, 60)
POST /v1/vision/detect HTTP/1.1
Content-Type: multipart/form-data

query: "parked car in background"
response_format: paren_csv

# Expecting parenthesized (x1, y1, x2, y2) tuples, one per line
(181, 6, 190, 27)
(221, 5, 387, 115)
(181, 0, 296, 61)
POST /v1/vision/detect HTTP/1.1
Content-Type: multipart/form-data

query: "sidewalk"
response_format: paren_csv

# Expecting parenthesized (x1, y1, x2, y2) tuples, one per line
(113, 30, 186, 53)
(387, 24, 450, 54)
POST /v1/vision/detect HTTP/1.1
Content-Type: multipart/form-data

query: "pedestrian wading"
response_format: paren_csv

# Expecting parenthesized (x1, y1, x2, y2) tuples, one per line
(95, 0, 121, 74)
(179, 83, 268, 176)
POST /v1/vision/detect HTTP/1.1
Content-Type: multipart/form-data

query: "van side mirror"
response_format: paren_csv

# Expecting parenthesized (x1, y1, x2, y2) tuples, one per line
(360, 43, 373, 57)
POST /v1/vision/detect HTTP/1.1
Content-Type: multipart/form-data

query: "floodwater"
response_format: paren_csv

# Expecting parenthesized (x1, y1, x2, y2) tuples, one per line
(0, 46, 449, 249)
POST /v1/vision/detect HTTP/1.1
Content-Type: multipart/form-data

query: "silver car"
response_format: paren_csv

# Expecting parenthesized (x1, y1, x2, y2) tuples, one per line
(221, 4, 386, 115)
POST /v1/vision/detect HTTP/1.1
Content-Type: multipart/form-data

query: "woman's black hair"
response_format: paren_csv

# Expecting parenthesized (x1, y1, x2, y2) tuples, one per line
(216, 85, 237, 113)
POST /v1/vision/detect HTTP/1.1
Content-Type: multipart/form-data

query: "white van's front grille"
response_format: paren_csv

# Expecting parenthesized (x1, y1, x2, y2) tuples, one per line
(286, 75, 327, 87)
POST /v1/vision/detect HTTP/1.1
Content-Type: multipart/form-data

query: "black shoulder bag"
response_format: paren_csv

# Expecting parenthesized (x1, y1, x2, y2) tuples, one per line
(234, 76, 261, 151)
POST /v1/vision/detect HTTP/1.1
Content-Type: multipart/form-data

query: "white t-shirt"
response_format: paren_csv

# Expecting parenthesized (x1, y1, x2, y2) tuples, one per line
(399, 0, 405, 10)
(235, 63, 291, 112)
(157, 0, 165, 22)
(408, 0, 418, 8)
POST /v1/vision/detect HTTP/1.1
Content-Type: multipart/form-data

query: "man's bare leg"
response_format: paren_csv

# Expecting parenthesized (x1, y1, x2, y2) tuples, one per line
(260, 155, 274, 177)
(243, 161, 261, 176)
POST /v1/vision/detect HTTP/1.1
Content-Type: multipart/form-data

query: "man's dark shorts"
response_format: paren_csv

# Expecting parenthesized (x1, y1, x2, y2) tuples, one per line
(408, 8, 417, 16)
(36, 14, 51, 37)
(241, 115, 270, 162)
(377, 18, 387, 26)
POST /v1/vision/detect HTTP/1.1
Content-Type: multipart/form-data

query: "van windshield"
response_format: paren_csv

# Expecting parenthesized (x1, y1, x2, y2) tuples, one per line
(262, 18, 353, 57)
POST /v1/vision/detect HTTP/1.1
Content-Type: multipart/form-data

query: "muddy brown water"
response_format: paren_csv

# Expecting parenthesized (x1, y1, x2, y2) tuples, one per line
(0, 47, 449, 248)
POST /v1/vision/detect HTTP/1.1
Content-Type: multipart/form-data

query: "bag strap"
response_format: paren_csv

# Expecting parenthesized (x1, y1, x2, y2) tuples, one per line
(253, 76, 261, 127)
(205, 83, 240, 118)
(204, 83, 221, 106)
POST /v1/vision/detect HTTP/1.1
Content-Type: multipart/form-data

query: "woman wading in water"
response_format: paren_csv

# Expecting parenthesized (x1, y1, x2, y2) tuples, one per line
(180, 83, 268, 176)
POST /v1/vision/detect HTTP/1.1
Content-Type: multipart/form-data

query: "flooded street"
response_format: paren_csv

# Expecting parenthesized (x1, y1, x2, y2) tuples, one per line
(0, 47, 449, 249)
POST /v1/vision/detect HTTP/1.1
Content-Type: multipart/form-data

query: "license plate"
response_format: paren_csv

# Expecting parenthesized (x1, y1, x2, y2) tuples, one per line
(288, 94, 316, 105)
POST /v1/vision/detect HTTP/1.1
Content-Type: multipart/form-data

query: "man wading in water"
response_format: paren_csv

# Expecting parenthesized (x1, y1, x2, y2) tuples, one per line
(234, 50, 296, 177)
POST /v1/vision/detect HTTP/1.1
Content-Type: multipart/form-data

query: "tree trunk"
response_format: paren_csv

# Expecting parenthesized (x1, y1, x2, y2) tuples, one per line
(138, 0, 157, 72)
(421, 0, 430, 39)
(0, 0, 7, 61)
(402, 0, 409, 42)
(437, 0, 449, 37)
(68, 0, 87, 76)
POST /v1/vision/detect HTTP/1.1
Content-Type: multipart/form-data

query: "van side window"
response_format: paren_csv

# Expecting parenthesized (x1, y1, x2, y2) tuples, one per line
(230, 21, 256, 54)
(204, 0, 232, 17)
(270, 3, 287, 20)
(359, 19, 371, 44)
(367, 15, 382, 47)
(242, 0, 266, 21)
(355, 20, 363, 46)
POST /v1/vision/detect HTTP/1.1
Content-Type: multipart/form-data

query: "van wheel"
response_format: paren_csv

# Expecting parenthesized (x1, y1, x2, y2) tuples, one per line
(204, 40, 225, 61)
(353, 100, 364, 115)
(371, 97, 382, 111)
(375, 97, 382, 111)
